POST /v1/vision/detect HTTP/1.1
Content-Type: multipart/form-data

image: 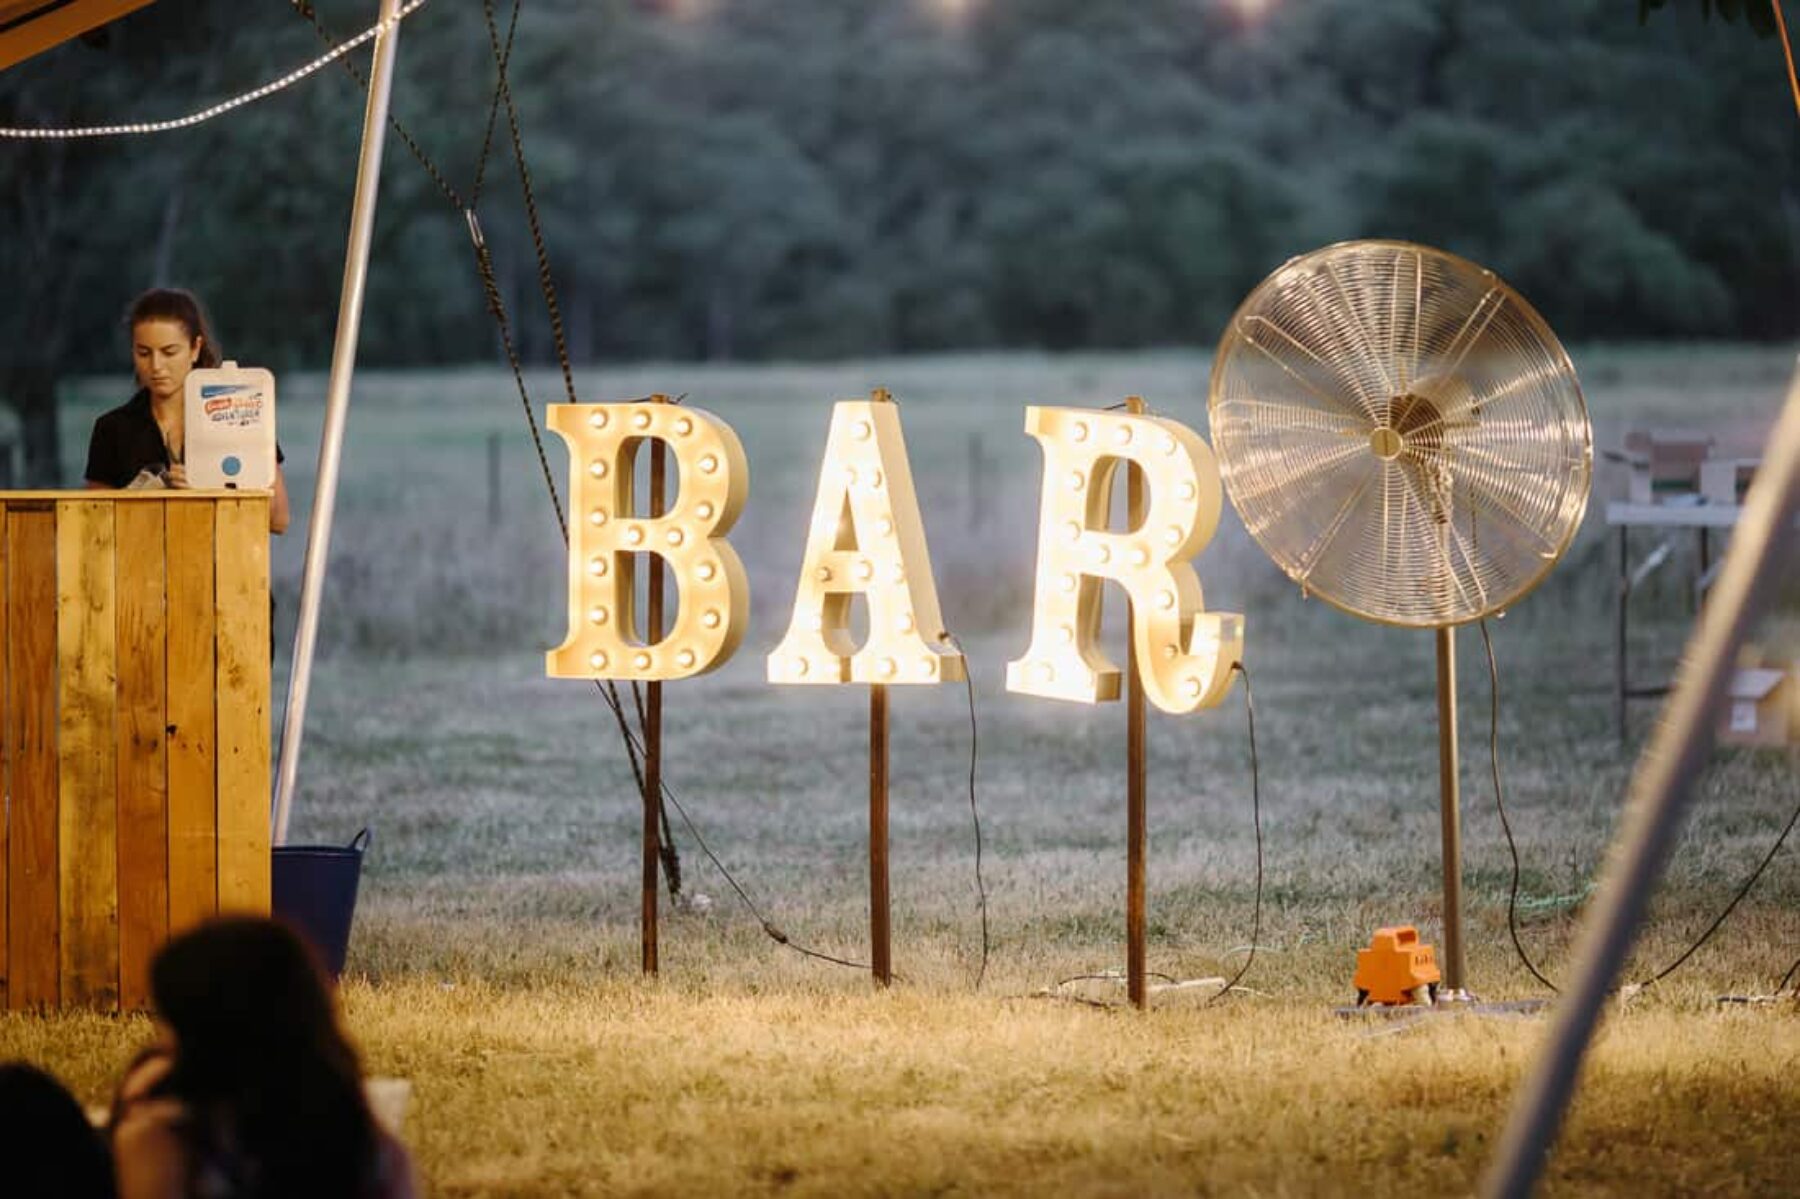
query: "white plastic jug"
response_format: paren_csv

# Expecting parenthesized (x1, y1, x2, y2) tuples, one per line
(184, 361, 277, 489)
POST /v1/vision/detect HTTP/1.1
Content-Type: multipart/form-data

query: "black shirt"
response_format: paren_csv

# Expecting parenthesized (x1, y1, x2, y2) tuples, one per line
(85, 389, 169, 488)
(85, 388, 283, 488)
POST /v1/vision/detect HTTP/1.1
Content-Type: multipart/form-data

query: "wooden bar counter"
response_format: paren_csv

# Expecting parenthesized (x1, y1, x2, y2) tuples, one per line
(0, 491, 270, 1011)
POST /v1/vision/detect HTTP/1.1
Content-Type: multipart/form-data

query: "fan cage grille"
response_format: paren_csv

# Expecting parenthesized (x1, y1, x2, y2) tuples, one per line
(1209, 240, 1592, 628)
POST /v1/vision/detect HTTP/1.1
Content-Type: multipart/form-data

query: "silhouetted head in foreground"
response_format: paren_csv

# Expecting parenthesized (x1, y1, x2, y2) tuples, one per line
(134, 916, 387, 1198)
(0, 1060, 116, 1198)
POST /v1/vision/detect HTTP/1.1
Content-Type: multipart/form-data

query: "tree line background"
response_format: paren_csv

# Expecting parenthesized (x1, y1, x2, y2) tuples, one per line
(2, 0, 1796, 482)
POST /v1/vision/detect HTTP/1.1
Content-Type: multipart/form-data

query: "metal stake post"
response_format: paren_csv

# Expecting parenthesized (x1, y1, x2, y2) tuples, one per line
(641, 396, 668, 975)
(1125, 395, 1148, 1010)
(272, 0, 404, 844)
(1614, 525, 1630, 742)
(866, 388, 897, 987)
(871, 682, 891, 986)
(1435, 625, 1467, 997)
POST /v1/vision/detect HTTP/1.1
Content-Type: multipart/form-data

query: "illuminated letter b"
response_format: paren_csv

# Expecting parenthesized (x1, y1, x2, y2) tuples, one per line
(547, 401, 749, 681)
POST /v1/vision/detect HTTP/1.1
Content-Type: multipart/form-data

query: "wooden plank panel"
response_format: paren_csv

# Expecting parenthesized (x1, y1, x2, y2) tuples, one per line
(6, 505, 58, 1009)
(213, 498, 269, 914)
(56, 499, 119, 1009)
(165, 501, 216, 933)
(114, 501, 168, 1010)
(0, 1, 160, 73)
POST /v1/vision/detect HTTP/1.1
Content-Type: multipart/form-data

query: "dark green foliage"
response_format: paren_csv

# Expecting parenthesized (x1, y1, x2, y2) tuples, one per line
(2, 0, 1797, 479)
(1639, 0, 1779, 38)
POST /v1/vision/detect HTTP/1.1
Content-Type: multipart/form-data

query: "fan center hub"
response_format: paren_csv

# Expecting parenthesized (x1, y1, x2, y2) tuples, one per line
(1369, 426, 1404, 460)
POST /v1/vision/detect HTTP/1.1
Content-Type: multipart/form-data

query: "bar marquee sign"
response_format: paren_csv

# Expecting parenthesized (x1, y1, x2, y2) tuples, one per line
(547, 392, 1244, 716)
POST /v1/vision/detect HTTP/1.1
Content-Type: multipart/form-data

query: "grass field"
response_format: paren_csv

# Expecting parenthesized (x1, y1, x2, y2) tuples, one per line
(9, 346, 1799, 1195)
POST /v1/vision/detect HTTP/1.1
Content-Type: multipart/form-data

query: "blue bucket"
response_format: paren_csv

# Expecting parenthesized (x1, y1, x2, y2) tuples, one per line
(272, 828, 370, 978)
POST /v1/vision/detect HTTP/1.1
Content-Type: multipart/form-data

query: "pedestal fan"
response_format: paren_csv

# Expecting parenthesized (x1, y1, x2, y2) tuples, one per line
(1208, 240, 1593, 1000)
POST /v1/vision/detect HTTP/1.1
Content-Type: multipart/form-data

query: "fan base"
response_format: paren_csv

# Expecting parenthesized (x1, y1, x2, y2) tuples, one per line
(1332, 995, 1552, 1021)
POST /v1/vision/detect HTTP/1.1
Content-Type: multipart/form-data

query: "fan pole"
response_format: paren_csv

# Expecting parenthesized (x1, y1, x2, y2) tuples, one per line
(1126, 397, 1149, 1010)
(1436, 626, 1468, 997)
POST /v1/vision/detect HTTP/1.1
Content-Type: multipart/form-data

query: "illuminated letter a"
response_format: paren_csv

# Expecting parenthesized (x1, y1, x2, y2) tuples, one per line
(769, 393, 966, 685)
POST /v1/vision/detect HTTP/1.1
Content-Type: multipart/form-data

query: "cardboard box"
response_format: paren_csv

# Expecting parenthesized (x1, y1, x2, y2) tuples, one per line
(1717, 664, 1795, 748)
(1699, 457, 1758, 506)
(1623, 429, 1712, 504)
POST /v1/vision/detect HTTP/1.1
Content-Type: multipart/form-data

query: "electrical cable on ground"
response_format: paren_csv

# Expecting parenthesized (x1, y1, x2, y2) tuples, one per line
(943, 633, 992, 989)
(655, 772, 871, 974)
(1482, 620, 1800, 996)
(1480, 620, 1560, 993)
(1053, 970, 1181, 990)
(1635, 779, 1800, 991)
(1045, 660, 1264, 1008)
(1209, 660, 1264, 1005)
(581, 650, 870, 973)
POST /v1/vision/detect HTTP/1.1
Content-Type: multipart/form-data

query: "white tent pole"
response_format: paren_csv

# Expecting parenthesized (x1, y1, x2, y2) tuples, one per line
(1485, 356, 1800, 1199)
(273, 0, 404, 845)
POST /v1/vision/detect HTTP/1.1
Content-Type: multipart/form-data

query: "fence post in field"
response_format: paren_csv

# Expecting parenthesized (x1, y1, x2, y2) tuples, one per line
(487, 431, 502, 527)
(968, 433, 986, 529)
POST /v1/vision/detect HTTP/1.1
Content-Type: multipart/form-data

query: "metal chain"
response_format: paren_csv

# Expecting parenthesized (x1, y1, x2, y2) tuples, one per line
(288, 0, 465, 209)
(470, 0, 521, 207)
(292, 0, 722, 918)
(483, 0, 578, 407)
(291, 0, 675, 890)
(276, 0, 886, 964)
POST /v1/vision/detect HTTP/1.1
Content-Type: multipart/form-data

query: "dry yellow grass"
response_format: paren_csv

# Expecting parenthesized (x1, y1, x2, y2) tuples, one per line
(7, 974, 1798, 1197)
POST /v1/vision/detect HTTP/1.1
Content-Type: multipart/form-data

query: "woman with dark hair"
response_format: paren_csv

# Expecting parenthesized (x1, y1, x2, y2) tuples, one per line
(108, 917, 415, 1199)
(0, 1061, 116, 1198)
(84, 288, 290, 533)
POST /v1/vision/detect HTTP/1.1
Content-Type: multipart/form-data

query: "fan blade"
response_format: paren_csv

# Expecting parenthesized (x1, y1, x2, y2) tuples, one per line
(1221, 434, 1368, 517)
(1214, 397, 1369, 438)
(1293, 459, 1381, 580)
(1432, 286, 1507, 384)
(1318, 257, 1398, 399)
(1239, 316, 1382, 425)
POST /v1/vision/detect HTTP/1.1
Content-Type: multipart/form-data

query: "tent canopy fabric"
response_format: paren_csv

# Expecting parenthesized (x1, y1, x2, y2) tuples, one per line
(0, 1, 157, 72)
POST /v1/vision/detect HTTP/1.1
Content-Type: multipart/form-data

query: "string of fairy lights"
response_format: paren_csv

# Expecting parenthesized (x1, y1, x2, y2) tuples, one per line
(0, 0, 431, 141)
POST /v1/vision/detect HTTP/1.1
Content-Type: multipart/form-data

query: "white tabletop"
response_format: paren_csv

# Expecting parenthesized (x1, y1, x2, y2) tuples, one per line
(1604, 500, 1796, 529)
